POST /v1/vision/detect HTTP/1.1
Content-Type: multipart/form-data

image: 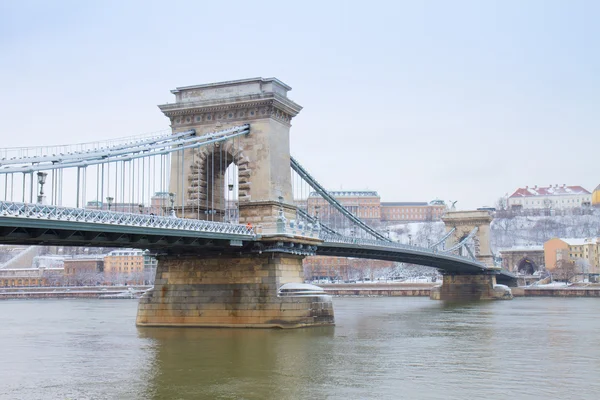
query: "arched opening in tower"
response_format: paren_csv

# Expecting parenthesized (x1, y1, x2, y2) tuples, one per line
(190, 140, 246, 222)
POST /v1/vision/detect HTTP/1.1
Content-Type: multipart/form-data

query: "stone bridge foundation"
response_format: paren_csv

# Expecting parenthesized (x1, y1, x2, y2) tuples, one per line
(429, 273, 513, 301)
(136, 253, 334, 328)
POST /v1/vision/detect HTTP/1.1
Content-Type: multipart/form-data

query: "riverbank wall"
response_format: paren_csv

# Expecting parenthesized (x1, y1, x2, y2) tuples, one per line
(0, 286, 151, 299)
(3, 284, 600, 299)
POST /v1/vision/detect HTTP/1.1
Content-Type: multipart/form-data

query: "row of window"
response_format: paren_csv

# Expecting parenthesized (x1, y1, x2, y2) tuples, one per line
(2, 279, 40, 286)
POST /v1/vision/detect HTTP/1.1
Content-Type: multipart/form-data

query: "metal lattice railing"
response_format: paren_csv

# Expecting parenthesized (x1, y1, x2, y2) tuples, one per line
(0, 201, 255, 237)
(319, 232, 487, 268)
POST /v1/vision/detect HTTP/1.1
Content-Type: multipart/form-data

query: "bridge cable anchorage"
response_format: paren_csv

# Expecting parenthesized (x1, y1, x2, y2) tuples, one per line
(290, 156, 390, 242)
(443, 227, 478, 254)
(295, 208, 340, 236)
(464, 244, 477, 261)
(428, 227, 456, 249)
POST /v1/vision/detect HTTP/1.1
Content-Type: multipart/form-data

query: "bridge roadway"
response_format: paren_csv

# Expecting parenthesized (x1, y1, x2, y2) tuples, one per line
(0, 201, 516, 286)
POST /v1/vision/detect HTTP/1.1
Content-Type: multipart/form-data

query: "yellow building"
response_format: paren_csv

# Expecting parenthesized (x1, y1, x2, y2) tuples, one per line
(103, 249, 146, 285)
(0, 269, 45, 287)
(544, 238, 600, 273)
(593, 184, 600, 206)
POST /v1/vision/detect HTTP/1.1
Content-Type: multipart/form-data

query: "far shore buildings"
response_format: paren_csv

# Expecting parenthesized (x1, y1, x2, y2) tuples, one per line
(544, 237, 600, 274)
(301, 191, 447, 280)
(0, 247, 157, 287)
(507, 184, 592, 210)
(304, 191, 447, 223)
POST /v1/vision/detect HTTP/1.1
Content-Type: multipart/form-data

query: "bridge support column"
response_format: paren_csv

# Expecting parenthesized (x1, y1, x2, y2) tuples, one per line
(429, 273, 513, 301)
(136, 253, 334, 328)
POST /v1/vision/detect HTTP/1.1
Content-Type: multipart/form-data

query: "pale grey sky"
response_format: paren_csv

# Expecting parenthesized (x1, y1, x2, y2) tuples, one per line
(1, 0, 598, 209)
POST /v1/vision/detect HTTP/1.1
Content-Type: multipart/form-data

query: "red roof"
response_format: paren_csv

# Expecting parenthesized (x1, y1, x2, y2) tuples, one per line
(509, 185, 590, 198)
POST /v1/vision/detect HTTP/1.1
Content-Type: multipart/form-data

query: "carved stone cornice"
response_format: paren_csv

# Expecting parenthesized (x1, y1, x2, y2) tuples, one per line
(159, 94, 301, 127)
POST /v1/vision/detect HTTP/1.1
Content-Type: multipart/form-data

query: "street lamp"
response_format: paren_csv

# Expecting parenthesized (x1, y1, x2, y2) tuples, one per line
(36, 172, 47, 204)
(106, 196, 114, 211)
(169, 192, 176, 217)
(408, 233, 412, 246)
(228, 183, 234, 192)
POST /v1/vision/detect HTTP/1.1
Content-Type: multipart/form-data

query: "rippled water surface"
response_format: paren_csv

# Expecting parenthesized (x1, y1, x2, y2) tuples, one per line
(1, 297, 600, 399)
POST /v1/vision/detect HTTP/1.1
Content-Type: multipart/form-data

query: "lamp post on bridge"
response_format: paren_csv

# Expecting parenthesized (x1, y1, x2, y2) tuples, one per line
(36, 172, 47, 204)
(106, 196, 114, 211)
(408, 233, 412, 246)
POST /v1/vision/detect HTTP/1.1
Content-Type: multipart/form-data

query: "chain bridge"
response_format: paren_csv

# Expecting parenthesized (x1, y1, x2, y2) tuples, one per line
(0, 78, 515, 328)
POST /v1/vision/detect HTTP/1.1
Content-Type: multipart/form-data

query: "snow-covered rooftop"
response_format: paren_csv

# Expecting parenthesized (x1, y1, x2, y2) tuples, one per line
(509, 185, 590, 198)
(498, 245, 544, 253)
(561, 237, 599, 246)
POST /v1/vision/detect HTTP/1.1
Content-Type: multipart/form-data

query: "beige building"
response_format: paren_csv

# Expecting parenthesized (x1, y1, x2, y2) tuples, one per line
(305, 192, 446, 223)
(0, 268, 45, 287)
(104, 249, 146, 285)
(63, 257, 104, 286)
(307, 191, 381, 222)
(544, 238, 600, 273)
(508, 185, 591, 210)
(381, 200, 446, 222)
(103, 249, 157, 285)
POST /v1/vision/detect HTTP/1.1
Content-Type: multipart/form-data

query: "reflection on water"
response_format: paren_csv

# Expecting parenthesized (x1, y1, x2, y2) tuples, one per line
(1, 298, 600, 399)
(138, 326, 335, 399)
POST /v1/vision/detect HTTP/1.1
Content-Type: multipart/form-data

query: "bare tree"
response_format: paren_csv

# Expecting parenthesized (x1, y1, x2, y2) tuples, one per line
(553, 260, 578, 283)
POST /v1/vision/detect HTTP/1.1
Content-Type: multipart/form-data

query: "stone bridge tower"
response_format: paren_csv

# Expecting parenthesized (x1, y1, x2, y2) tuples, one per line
(442, 210, 494, 267)
(159, 77, 302, 228)
(136, 78, 334, 328)
(430, 210, 512, 301)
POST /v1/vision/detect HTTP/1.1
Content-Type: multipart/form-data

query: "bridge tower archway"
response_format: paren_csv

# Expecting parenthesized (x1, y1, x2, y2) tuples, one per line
(442, 211, 494, 267)
(185, 140, 251, 222)
(159, 78, 303, 229)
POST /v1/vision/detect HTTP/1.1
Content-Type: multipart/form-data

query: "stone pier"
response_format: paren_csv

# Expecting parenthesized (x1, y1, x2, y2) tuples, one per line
(429, 274, 513, 300)
(137, 253, 334, 328)
(430, 210, 513, 301)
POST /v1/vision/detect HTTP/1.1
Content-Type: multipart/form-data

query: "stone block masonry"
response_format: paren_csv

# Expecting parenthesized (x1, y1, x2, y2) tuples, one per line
(429, 274, 509, 300)
(137, 253, 334, 328)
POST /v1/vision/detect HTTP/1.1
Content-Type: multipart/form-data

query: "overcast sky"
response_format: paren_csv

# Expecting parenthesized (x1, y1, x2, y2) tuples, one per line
(1, 0, 598, 210)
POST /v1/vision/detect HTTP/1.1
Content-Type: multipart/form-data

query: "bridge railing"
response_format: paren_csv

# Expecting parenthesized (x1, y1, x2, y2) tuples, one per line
(319, 232, 488, 267)
(0, 201, 255, 237)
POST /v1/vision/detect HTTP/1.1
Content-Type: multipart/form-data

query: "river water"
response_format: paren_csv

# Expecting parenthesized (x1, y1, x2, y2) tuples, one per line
(1, 297, 599, 400)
